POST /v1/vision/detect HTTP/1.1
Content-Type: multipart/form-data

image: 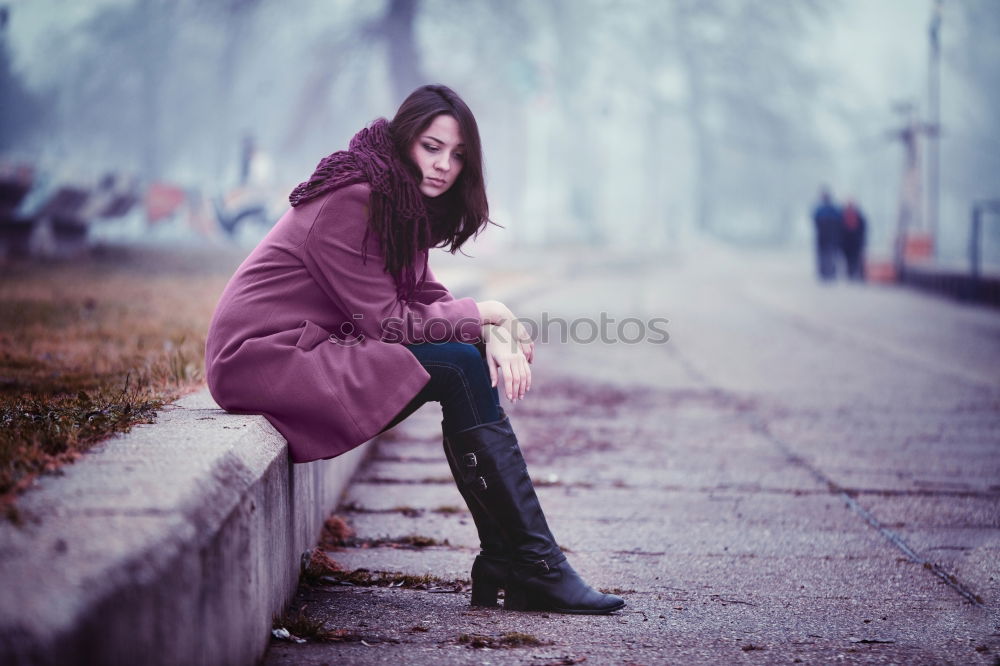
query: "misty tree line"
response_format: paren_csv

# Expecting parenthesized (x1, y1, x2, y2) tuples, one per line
(1, 0, 997, 249)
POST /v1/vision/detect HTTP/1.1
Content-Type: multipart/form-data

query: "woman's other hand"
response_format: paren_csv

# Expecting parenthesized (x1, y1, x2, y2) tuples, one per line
(483, 324, 531, 402)
(477, 300, 534, 363)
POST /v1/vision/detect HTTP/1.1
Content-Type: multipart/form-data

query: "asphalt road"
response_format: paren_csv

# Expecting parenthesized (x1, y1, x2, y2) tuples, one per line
(264, 242, 1000, 665)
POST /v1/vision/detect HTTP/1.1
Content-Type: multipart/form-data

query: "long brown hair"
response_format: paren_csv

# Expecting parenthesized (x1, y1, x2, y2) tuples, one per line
(367, 85, 492, 295)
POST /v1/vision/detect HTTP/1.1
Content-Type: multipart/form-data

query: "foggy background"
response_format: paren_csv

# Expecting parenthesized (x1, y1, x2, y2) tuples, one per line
(2, 0, 998, 265)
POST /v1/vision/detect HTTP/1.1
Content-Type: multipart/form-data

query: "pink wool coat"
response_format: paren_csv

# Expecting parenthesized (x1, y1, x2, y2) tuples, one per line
(204, 183, 483, 463)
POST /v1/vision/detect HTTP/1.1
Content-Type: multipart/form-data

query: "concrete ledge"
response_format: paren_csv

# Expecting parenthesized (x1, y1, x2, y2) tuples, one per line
(0, 388, 371, 666)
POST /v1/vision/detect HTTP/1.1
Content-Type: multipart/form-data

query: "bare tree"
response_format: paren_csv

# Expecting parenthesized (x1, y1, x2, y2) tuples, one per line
(381, 0, 424, 103)
(0, 6, 50, 153)
(671, 0, 832, 238)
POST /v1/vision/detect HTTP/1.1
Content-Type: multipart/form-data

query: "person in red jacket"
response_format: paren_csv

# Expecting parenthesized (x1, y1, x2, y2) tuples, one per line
(841, 199, 867, 281)
(205, 85, 624, 615)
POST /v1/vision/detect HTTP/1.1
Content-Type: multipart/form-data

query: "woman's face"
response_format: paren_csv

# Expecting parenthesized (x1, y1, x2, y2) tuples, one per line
(409, 114, 464, 197)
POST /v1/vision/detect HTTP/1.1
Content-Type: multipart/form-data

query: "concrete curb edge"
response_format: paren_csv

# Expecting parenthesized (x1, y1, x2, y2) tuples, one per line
(0, 388, 372, 666)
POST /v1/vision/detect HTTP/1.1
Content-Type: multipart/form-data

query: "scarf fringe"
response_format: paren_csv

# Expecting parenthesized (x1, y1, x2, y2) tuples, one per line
(288, 119, 436, 300)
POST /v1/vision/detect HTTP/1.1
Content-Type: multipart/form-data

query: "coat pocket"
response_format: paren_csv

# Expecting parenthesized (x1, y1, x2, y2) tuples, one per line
(295, 320, 330, 351)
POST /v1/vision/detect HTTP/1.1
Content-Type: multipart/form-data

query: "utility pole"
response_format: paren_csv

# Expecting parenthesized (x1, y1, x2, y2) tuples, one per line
(888, 102, 936, 278)
(927, 0, 943, 259)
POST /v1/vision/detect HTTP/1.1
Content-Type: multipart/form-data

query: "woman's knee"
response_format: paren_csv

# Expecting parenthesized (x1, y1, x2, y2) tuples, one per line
(445, 341, 485, 366)
(407, 342, 489, 386)
(441, 343, 491, 385)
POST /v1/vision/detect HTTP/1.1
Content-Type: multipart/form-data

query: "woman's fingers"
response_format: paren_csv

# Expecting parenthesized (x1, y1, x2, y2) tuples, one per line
(497, 356, 527, 402)
(509, 356, 530, 401)
(484, 322, 532, 402)
(487, 352, 498, 388)
(504, 361, 515, 401)
(520, 339, 534, 364)
(519, 360, 527, 398)
(514, 320, 532, 343)
(502, 318, 534, 366)
(508, 361, 521, 401)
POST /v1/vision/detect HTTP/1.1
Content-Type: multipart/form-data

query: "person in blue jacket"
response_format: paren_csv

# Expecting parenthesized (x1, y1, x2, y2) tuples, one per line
(812, 188, 842, 281)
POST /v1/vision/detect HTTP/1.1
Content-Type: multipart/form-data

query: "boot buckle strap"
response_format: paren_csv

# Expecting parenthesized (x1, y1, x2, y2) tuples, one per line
(463, 453, 478, 468)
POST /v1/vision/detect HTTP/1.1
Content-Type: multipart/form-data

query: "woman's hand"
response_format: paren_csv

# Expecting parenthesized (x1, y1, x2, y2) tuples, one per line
(476, 299, 509, 325)
(477, 300, 534, 363)
(483, 324, 531, 402)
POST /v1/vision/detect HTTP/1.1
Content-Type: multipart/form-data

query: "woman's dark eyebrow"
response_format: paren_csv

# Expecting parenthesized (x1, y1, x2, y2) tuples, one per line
(423, 134, 465, 147)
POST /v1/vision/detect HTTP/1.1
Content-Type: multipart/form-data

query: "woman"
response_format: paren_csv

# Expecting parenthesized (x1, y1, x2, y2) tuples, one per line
(205, 84, 624, 615)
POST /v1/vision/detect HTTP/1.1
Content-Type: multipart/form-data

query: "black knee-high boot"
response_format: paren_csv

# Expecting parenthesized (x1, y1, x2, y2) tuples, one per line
(443, 416, 625, 614)
(442, 423, 510, 608)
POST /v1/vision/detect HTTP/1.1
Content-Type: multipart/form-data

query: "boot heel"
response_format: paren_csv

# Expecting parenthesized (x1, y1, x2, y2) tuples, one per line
(470, 580, 500, 607)
(502, 584, 530, 611)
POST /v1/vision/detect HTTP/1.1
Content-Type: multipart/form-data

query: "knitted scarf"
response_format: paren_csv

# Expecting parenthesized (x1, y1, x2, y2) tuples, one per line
(289, 118, 446, 301)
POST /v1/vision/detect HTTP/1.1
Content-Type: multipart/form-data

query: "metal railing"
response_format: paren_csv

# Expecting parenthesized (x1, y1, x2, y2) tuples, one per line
(970, 200, 1000, 279)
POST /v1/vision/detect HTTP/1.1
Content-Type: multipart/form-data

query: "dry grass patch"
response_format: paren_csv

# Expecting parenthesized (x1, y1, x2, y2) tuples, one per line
(272, 606, 394, 644)
(456, 632, 551, 649)
(321, 567, 469, 592)
(318, 515, 355, 549)
(300, 548, 344, 586)
(0, 243, 244, 521)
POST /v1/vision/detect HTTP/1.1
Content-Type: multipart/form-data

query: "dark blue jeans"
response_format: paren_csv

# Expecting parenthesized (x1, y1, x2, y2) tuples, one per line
(378, 342, 502, 436)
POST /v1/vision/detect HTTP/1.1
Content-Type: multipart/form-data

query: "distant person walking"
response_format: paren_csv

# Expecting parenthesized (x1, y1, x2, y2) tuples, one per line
(812, 188, 842, 281)
(841, 199, 867, 281)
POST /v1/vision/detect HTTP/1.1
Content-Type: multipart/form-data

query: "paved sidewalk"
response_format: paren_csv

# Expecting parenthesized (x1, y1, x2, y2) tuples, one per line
(265, 243, 1000, 665)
